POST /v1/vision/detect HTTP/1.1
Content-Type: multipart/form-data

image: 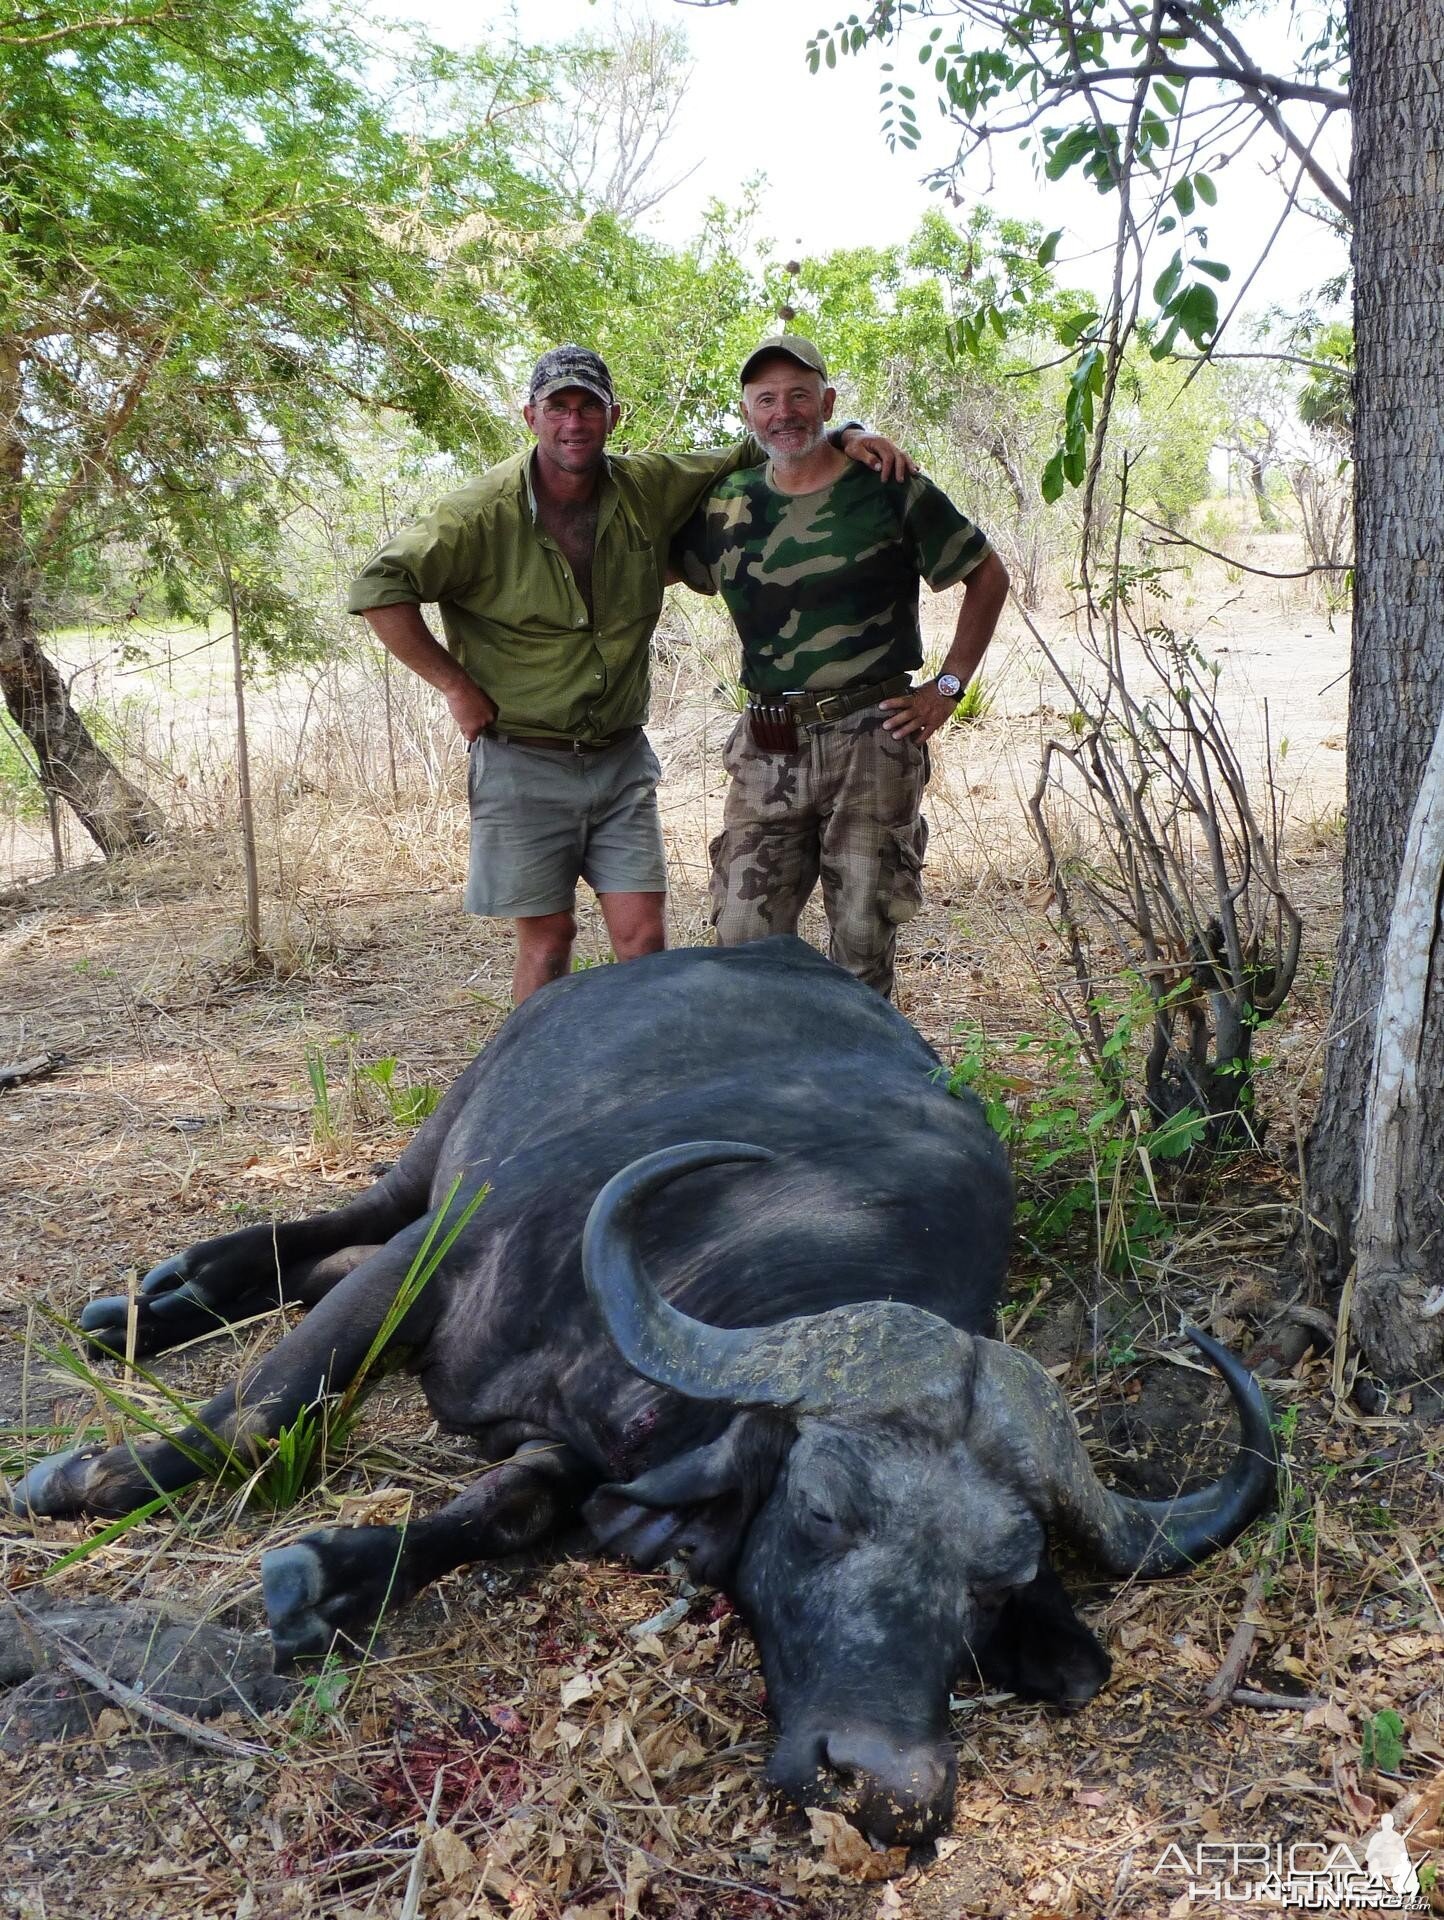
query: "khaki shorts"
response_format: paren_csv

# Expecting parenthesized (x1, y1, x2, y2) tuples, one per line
(464, 730, 667, 919)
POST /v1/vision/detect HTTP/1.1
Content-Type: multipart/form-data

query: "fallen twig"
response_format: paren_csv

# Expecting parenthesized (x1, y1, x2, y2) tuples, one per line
(1201, 1568, 1268, 1716)
(1230, 1688, 1326, 1711)
(0, 1051, 65, 1092)
(1401, 1536, 1444, 1635)
(398, 1766, 446, 1920)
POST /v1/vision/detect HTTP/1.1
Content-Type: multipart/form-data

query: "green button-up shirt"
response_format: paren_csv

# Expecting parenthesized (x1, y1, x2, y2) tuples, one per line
(346, 443, 756, 741)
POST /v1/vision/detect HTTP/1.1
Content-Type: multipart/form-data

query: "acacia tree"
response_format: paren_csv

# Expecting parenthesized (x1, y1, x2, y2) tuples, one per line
(718, 0, 1441, 1379)
(0, 1, 562, 855)
(519, 8, 701, 221)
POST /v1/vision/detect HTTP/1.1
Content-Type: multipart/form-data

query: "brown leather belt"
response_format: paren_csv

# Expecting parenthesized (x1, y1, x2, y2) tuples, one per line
(486, 725, 642, 756)
(745, 674, 912, 753)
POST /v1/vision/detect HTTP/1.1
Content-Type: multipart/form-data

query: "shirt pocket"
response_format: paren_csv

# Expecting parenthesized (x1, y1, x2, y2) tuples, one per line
(602, 541, 663, 631)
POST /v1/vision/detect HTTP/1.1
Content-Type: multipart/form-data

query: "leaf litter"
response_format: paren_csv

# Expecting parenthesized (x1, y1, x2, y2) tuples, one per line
(2, 835, 1441, 1917)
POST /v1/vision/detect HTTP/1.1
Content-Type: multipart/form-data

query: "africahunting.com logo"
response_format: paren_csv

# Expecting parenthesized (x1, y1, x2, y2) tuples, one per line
(1152, 1812, 1432, 1910)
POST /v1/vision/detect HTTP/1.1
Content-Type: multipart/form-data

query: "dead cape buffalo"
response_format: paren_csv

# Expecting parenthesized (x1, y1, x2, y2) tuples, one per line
(14, 937, 1275, 1843)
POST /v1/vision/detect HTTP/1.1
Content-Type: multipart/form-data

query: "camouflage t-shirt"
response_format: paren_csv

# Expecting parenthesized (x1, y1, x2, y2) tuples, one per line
(672, 462, 991, 694)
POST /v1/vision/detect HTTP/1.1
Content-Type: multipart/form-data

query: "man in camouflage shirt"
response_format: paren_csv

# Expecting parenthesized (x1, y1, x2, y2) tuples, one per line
(347, 344, 914, 1004)
(672, 335, 1009, 1000)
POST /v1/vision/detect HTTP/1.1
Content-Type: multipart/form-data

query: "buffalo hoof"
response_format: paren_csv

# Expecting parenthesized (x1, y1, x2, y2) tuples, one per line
(81, 1288, 207, 1361)
(81, 1247, 280, 1362)
(9, 1446, 104, 1520)
(261, 1528, 412, 1668)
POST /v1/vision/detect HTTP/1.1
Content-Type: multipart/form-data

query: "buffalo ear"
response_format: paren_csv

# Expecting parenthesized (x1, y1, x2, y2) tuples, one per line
(968, 1560, 1111, 1707)
(583, 1415, 787, 1585)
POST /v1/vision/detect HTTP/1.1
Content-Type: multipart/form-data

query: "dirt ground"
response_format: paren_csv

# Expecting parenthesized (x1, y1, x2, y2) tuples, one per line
(2, 559, 1441, 1920)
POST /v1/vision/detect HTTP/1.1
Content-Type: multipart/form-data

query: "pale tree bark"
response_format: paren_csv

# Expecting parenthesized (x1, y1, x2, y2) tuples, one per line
(1353, 708, 1444, 1362)
(0, 333, 167, 859)
(0, 597, 166, 858)
(1306, 0, 1444, 1382)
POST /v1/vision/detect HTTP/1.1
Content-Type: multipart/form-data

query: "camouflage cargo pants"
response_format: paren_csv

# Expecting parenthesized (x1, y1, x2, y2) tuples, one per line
(709, 707, 929, 1000)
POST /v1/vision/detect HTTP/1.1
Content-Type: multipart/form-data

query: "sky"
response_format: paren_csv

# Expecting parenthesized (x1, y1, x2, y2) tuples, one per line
(419, 0, 1349, 320)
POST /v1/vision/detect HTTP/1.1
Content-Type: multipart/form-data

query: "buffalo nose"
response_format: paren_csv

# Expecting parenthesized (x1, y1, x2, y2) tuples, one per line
(768, 1728, 956, 1846)
(823, 1730, 956, 1844)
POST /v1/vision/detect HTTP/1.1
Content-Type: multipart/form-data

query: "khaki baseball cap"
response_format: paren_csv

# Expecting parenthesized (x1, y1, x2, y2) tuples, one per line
(739, 335, 829, 386)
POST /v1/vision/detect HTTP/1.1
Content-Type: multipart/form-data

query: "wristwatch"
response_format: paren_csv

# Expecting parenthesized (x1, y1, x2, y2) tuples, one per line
(936, 673, 963, 700)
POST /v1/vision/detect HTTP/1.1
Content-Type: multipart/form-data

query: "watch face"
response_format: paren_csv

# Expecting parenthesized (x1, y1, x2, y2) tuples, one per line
(937, 673, 962, 699)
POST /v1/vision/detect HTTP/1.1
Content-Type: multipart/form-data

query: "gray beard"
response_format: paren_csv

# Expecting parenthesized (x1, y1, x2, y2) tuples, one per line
(756, 422, 828, 467)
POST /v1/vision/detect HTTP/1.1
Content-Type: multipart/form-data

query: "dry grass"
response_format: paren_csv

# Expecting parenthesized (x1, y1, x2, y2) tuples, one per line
(2, 572, 1441, 1919)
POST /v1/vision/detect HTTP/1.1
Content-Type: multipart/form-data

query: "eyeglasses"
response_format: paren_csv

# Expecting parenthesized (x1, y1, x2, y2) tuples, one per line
(540, 395, 609, 421)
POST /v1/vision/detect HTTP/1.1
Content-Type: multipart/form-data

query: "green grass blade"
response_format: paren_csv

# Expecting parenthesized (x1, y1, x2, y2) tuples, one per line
(335, 1174, 489, 1428)
(44, 1492, 177, 1575)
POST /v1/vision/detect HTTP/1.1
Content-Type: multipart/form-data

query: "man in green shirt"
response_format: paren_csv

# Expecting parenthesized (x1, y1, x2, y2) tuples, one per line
(673, 336, 1010, 1001)
(348, 345, 911, 1002)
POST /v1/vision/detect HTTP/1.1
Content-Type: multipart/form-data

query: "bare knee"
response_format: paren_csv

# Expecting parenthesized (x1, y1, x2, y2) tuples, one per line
(512, 911, 577, 1002)
(599, 891, 666, 963)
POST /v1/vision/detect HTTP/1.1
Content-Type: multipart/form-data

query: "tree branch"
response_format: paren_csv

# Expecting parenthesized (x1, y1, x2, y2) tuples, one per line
(1038, 63, 1349, 110)
(0, 6, 191, 48)
(31, 326, 173, 567)
(1123, 505, 1351, 576)
(1163, 0, 1352, 217)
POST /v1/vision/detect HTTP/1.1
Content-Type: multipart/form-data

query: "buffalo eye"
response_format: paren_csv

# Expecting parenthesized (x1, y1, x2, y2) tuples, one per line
(798, 1497, 850, 1548)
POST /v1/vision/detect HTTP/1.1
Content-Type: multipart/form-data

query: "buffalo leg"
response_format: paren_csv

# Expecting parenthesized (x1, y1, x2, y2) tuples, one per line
(12, 1219, 446, 1520)
(78, 1105, 458, 1359)
(261, 1440, 589, 1665)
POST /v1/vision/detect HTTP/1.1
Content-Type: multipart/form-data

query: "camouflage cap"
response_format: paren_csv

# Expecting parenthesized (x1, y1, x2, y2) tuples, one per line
(528, 344, 616, 408)
(739, 334, 828, 386)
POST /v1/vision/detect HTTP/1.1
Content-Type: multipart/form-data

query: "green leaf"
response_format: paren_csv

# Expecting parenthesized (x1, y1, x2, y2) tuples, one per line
(1362, 1709, 1405, 1775)
(1036, 227, 1063, 267)
(1045, 125, 1095, 181)
(1058, 309, 1099, 347)
(1195, 171, 1218, 205)
(1150, 1107, 1207, 1160)
(1152, 250, 1184, 307)
(1171, 175, 1196, 216)
(1139, 110, 1170, 151)
(1176, 280, 1220, 342)
(1154, 81, 1179, 112)
(1041, 450, 1066, 503)
(1197, 258, 1232, 281)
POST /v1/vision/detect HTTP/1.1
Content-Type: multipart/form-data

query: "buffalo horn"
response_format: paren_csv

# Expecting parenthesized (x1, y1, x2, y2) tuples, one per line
(583, 1142, 968, 1412)
(970, 1326, 1277, 1576)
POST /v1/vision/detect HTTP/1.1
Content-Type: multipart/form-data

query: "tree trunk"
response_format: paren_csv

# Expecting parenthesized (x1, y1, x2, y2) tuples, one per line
(0, 587, 165, 859)
(0, 330, 164, 860)
(1306, 0, 1444, 1381)
(225, 565, 262, 959)
(1246, 457, 1276, 530)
